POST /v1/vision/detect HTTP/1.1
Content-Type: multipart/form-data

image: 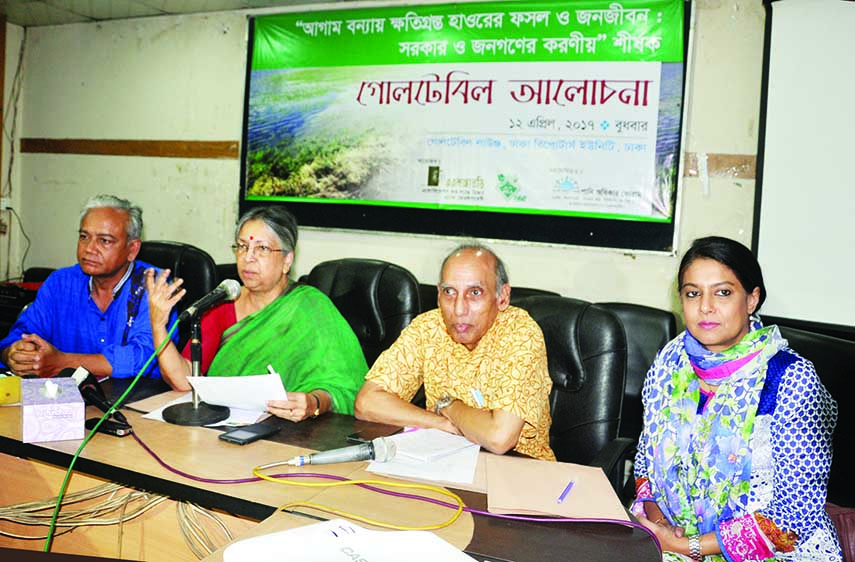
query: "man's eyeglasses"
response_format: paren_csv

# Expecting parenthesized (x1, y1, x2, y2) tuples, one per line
(231, 243, 285, 258)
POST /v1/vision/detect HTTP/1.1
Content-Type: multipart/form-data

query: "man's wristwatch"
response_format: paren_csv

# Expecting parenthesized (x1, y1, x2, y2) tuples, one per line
(434, 395, 456, 414)
(687, 535, 703, 561)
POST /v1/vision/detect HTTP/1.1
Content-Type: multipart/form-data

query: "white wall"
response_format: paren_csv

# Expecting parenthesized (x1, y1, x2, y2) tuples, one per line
(757, 0, 855, 327)
(16, 14, 245, 267)
(4, 0, 767, 320)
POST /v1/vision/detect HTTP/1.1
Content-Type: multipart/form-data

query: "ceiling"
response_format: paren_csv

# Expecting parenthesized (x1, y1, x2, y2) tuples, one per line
(0, 0, 334, 27)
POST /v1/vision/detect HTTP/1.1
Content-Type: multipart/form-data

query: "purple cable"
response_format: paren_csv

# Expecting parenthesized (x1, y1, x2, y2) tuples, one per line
(131, 432, 661, 550)
(132, 431, 259, 484)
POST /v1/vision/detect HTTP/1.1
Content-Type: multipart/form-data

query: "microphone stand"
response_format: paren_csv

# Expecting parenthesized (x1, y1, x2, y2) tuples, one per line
(162, 316, 230, 426)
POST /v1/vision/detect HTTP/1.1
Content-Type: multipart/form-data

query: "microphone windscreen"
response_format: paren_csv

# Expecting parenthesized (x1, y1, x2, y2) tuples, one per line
(220, 279, 241, 300)
(56, 368, 77, 378)
(68, 366, 94, 387)
(372, 437, 396, 462)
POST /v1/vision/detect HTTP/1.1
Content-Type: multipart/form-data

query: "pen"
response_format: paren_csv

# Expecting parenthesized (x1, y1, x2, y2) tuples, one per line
(557, 479, 575, 504)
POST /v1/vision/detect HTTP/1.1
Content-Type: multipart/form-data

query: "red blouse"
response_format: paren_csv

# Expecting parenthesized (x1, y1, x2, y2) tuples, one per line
(180, 301, 237, 373)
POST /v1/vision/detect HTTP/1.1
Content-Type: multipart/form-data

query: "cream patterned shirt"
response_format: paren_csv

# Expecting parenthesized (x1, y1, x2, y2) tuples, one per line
(366, 306, 555, 461)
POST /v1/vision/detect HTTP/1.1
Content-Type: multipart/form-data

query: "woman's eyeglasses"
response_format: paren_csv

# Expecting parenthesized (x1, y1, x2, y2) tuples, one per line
(231, 243, 284, 258)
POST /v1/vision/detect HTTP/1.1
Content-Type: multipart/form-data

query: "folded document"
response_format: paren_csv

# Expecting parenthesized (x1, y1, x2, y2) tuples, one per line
(391, 428, 477, 463)
(366, 428, 481, 486)
(485, 455, 629, 521)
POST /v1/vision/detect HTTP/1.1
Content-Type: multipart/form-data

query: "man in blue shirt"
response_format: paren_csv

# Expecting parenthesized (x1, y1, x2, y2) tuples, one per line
(0, 194, 175, 378)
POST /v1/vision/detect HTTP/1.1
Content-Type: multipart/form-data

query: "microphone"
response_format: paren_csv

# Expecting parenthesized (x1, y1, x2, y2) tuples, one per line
(285, 437, 396, 467)
(64, 366, 129, 425)
(178, 279, 241, 321)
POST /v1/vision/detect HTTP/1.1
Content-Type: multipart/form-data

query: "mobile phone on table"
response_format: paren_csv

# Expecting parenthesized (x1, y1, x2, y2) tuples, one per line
(346, 424, 403, 444)
(218, 422, 280, 445)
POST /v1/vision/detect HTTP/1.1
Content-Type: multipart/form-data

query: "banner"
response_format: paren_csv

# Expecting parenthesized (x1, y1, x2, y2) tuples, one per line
(244, 0, 684, 224)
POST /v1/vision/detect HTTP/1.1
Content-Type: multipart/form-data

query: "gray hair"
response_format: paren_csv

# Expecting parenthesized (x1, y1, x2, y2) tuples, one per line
(235, 206, 298, 254)
(440, 242, 509, 297)
(79, 194, 143, 241)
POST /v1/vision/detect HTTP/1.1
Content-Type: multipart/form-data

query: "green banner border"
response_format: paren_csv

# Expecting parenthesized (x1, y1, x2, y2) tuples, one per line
(253, 0, 684, 68)
(246, 194, 672, 223)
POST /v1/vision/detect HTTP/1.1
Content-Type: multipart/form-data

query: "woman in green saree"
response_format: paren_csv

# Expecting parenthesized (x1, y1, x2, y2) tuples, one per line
(146, 206, 367, 420)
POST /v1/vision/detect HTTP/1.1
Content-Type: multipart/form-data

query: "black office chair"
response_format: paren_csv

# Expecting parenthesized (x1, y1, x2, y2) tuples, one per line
(515, 295, 633, 493)
(599, 302, 677, 503)
(137, 241, 218, 314)
(0, 269, 48, 337)
(22, 267, 56, 283)
(779, 326, 854, 508)
(216, 263, 241, 285)
(509, 286, 562, 304)
(418, 283, 439, 312)
(778, 326, 855, 561)
(597, 303, 677, 441)
(137, 241, 218, 348)
(306, 258, 421, 367)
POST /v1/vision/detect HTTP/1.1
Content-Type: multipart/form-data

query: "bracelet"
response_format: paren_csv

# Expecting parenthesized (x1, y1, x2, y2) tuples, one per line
(687, 534, 703, 561)
(309, 392, 321, 418)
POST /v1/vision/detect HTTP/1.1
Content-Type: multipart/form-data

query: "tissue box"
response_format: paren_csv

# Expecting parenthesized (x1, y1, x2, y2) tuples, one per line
(22, 378, 85, 443)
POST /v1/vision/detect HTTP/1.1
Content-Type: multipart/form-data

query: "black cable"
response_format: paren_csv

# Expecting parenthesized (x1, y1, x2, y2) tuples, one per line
(9, 207, 31, 278)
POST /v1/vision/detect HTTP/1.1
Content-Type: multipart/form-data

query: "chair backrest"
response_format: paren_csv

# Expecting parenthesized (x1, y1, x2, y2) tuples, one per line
(598, 302, 677, 441)
(779, 325, 855, 508)
(515, 295, 627, 465)
(136, 241, 218, 316)
(216, 263, 241, 286)
(306, 259, 421, 367)
(418, 283, 439, 313)
(22, 267, 56, 283)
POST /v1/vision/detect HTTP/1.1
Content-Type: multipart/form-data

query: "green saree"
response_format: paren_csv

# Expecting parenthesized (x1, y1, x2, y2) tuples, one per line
(206, 284, 367, 415)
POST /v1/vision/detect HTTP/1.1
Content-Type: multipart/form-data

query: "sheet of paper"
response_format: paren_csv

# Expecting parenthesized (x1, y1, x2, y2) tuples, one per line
(142, 393, 268, 426)
(390, 427, 478, 463)
(187, 373, 287, 412)
(485, 455, 629, 521)
(367, 440, 480, 486)
(223, 518, 474, 562)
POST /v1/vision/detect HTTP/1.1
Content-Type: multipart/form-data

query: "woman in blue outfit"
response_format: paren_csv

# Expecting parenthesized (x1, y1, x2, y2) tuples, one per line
(632, 236, 841, 561)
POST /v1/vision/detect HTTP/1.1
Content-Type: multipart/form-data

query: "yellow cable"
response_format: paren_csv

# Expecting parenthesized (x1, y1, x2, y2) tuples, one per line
(252, 464, 464, 531)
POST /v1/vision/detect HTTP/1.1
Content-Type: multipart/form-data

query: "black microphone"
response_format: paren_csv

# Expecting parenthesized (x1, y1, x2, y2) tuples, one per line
(284, 437, 397, 466)
(178, 279, 241, 321)
(64, 366, 129, 425)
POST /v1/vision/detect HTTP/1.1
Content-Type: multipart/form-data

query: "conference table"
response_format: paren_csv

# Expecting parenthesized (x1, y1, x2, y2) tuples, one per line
(0, 377, 660, 561)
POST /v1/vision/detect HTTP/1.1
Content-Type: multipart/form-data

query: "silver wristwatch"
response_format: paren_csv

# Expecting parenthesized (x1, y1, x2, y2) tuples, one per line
(434, 395, 456, 414)
(687, 535, 703, 561)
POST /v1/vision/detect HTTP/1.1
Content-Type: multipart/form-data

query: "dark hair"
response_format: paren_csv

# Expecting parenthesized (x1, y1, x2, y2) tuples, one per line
(440, 242, 509, 298)
(235, 206, 298, 254)
(678, 236, 766, 311)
